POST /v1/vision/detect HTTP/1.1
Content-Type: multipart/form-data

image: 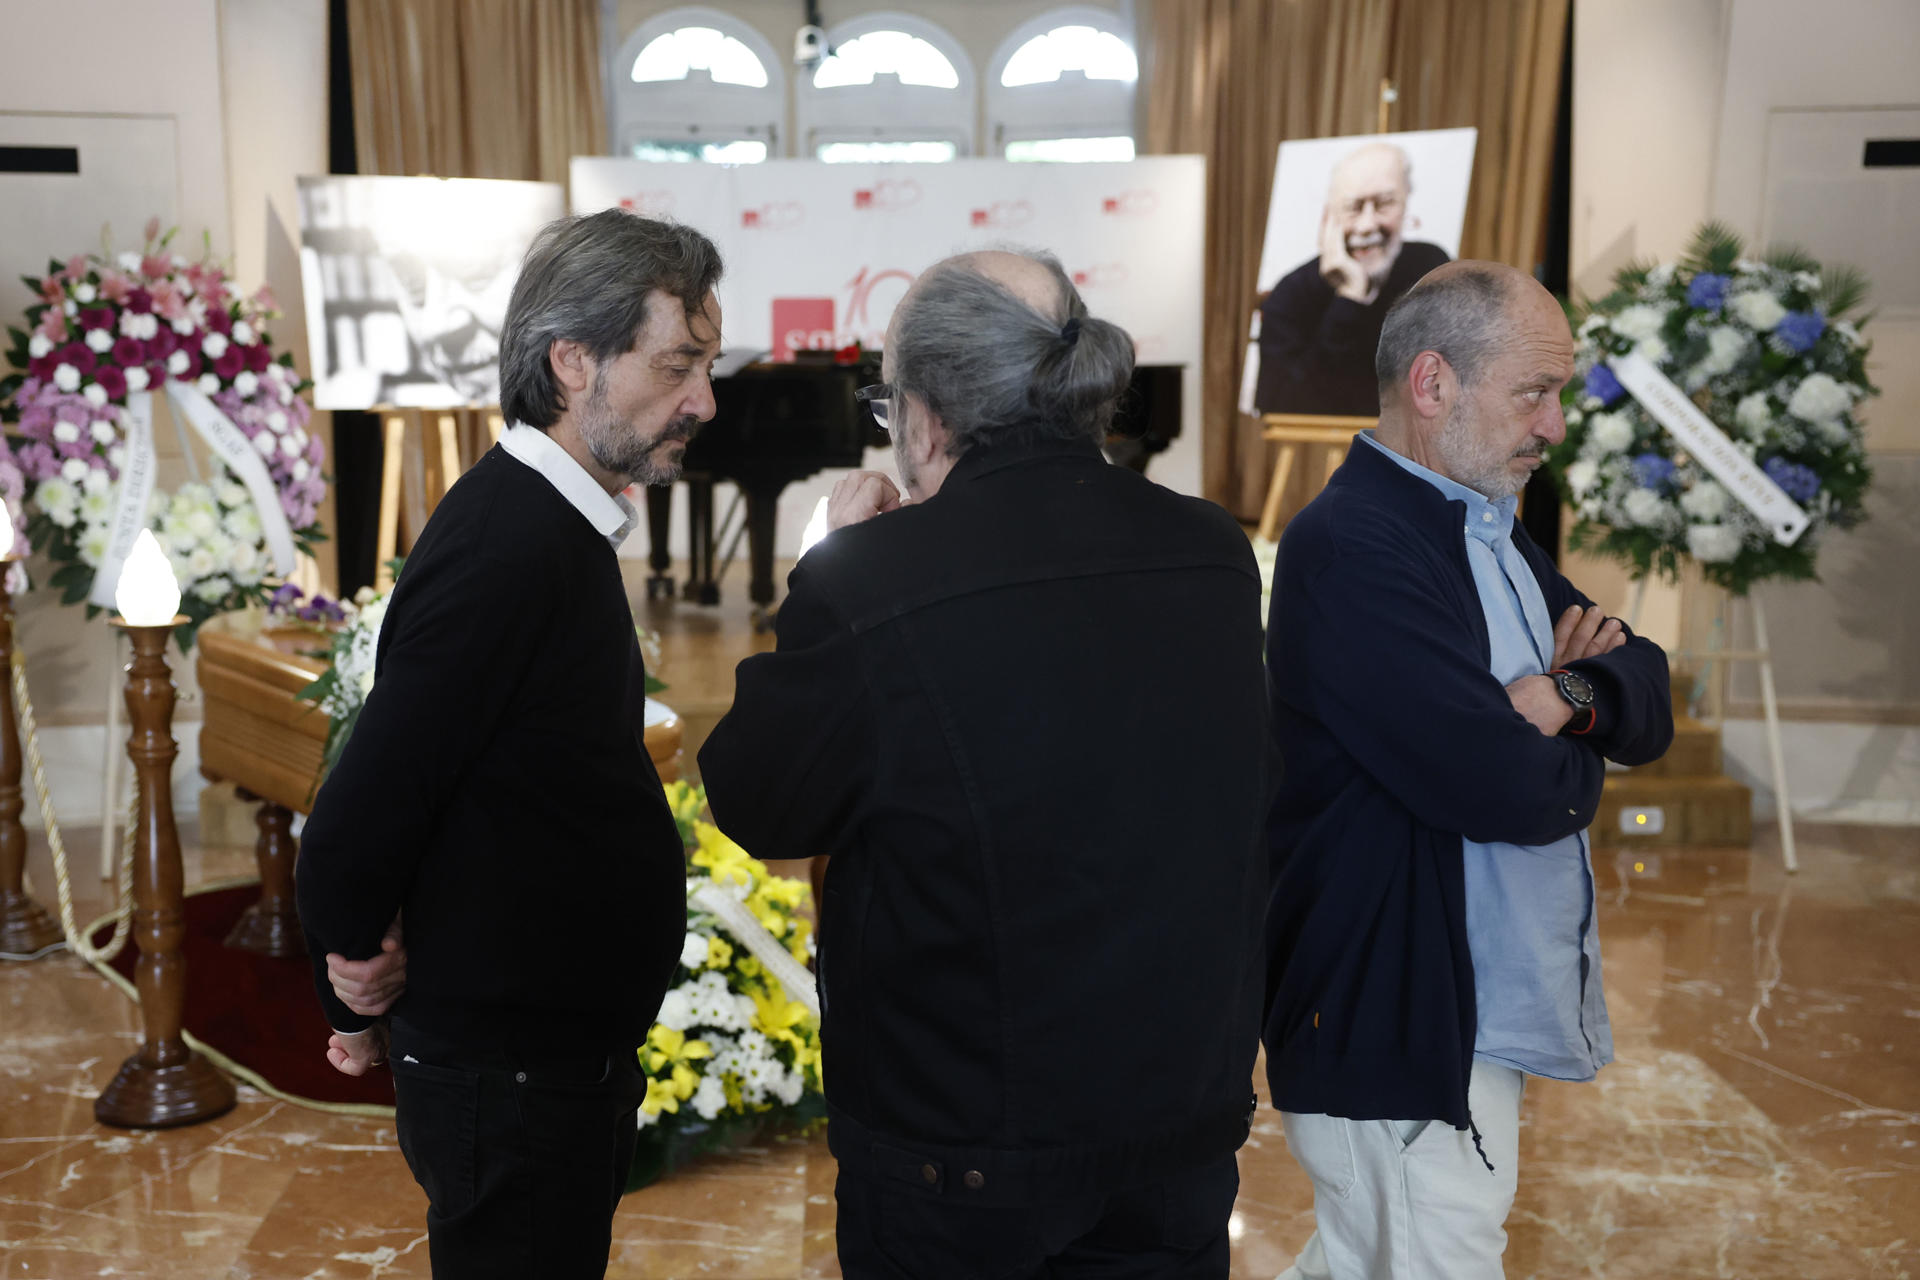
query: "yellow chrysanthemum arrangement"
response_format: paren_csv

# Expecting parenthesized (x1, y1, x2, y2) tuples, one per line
(628, 781, 825, 1190)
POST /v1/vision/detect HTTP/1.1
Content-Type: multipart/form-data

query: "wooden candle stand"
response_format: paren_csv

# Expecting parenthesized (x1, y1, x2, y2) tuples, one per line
(94, 618, 235, 1129)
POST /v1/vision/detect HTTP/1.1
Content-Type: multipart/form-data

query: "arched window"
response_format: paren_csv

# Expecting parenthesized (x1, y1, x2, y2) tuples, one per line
(796, 13, 975, 162)
(987, 8, 1138, 162)
(610, 7, 784, 163)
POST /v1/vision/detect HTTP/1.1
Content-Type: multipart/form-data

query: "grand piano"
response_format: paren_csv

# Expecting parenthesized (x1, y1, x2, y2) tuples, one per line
(646, 358, 1184, 612)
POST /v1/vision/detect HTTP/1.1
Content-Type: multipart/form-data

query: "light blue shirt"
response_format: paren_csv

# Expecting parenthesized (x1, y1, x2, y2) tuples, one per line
(1357, 431, 1612, 1082)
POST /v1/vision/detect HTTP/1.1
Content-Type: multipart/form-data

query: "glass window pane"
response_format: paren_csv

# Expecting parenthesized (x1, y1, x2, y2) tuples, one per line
(814, 31, 960, 90)
(630, 26, 769, 88)
(1004, 136, 1136, 163)
(999, 24, 1138, 88)
(632, 138, 768, 164)
(816, 140, 957, 164)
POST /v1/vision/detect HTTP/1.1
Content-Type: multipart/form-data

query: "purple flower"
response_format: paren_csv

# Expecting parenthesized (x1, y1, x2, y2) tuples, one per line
(1583, 362, 1625, 407)
(93, 364, 127, 400)
(1776, 310, 1825, 354)
(56, 343, 96, 375)
(269, 582, 305, 610)
(243, 342, 271, 374)
(15, 442, 58, 481)
(79, 307, 116, 332)
(1631, 452, 1677, 491)
(1763, 456, 1820, 503)
(1686, 273, 1730, 311)
(126, 288, 154, 315)
(112, 336, 147, 367)
(213, 348, 245, 380)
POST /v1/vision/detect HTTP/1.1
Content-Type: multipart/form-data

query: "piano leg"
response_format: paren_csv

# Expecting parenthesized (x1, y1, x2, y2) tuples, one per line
(644, 484, 675, 601)
(744, 483, 781, 622)
(685, 478, 721, 606)
(223, 794, 305, 959)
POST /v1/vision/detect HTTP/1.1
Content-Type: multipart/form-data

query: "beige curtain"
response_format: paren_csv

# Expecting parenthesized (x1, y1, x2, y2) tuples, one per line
(347, 0, 604, 186)
(1146, 0, 1568, 519)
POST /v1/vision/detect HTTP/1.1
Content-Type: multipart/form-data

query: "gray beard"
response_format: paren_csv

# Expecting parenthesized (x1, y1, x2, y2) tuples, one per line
(577, 373, 695, 486)
(1437, 399, 1535, 500)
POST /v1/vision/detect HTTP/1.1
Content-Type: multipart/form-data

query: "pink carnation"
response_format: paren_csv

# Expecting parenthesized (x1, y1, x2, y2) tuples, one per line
(93, 365, 127, 400)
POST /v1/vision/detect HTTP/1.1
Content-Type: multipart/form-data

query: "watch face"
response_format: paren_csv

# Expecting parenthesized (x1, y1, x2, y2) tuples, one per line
(1560, 672, 1595, 705)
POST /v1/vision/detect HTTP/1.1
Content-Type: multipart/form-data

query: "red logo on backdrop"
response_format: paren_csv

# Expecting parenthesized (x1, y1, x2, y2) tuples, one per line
(853, 179, 922, 212)
(741, 202, 805, 230)
(619, 191, 676, 216)
(1101, 191, 1158, 217)
(969, 200, 1034, 229)
(771, 267, 918, 359)
(1070, 263, 1130, 290)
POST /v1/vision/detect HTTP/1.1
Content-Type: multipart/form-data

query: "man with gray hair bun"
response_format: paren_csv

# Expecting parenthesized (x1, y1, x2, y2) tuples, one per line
(1262, 261, 1673, 1279)
(701, 249, 1271, 1278)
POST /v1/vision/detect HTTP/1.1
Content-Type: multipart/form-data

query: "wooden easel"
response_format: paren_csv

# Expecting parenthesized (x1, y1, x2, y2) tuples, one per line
(1250, 80, 1400, 543)
(373, 408, 505, 588)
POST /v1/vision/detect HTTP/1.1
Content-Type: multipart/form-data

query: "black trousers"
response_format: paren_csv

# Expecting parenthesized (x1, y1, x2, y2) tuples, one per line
(388, 1021, 644, 1280)
(835, 1154, 1240, 1279)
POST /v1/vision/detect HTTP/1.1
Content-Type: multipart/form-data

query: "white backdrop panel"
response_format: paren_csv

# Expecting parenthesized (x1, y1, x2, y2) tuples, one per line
(571, 157, 1207, 561)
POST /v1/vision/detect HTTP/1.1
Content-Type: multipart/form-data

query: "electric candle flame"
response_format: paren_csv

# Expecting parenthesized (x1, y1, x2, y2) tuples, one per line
(114, 530, 181, 626)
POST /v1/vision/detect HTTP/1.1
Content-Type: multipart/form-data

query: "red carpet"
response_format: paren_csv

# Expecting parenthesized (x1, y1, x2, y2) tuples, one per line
(93, 883, 396, 1111)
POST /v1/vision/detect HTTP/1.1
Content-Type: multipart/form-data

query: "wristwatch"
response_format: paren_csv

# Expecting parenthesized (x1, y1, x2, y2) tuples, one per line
(1549, 669, 1596, 736)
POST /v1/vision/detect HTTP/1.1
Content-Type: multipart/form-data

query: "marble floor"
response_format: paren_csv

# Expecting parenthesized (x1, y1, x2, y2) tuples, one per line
(3, 821, 1915, 1278)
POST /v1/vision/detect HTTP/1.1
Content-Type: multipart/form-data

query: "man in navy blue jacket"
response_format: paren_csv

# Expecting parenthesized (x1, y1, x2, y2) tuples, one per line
(1264, 262, 1672, 1279)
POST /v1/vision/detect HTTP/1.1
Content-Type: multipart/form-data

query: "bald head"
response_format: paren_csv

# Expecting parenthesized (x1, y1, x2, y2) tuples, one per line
(1376, 261, 1537, 402)
(1331, 142, 1411, 194)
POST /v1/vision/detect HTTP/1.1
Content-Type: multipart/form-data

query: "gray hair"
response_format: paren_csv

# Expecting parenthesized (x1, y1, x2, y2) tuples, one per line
(1374, 264, 1514, 401)
(499, 210, 723, 429)
(890, 251, 1134, 454)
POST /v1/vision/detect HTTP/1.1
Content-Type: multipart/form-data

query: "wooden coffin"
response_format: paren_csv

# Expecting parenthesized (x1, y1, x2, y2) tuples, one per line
(196, 615, 685, 818)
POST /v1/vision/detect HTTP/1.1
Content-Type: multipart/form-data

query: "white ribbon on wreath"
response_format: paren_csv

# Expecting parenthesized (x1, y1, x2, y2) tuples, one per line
(690, 880, 821, 1019)
(88, 382, 298, 607)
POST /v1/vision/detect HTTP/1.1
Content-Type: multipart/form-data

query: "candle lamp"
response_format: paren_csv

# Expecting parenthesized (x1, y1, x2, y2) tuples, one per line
(0, 503, 62, 960)
(94, 530, 235, 1128)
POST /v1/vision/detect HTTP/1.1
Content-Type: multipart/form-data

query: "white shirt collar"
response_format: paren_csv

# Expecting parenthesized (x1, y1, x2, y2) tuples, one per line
(499, 423, 639, 549)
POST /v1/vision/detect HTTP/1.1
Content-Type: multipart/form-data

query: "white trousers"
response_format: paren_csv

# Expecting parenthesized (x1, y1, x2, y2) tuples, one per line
(1276, 1061, 1524, 1280)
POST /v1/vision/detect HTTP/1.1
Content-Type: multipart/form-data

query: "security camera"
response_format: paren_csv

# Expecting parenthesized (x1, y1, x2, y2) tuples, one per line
(795, 24, 826, 69)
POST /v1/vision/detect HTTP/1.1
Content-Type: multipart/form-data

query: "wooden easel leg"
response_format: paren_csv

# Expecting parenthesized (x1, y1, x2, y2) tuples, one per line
(1322, 442, 1343, 487)
(436, 413, 461, 501)
(1257, 444, 1298, 544)
(376, 414, 405, 591)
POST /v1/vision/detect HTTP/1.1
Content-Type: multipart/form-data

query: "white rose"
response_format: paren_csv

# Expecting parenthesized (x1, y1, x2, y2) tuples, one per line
(171, 315, 195, 335)
(1787, 372, 1850, 424)
(90, 419, 116, 446)
(85, 327, 113, 353)
(679, 932, 710, 969)
(27, 334, 52, 358)
(167, 350, 191, 375)
(52, 420, 81, 444)
(1566, 459, 1600, 498)
(193, 575, 232, 603)
(1679, 480, 1730, 521)
(53, 364, 81, 392)
(74, 283, 97, 303)
(185, 509, 218, 540)
(1587, 412, 1634, 455)
(1734, 392, 1772, 437)
(124, 365, 150, 393)
(1694, 326, 1748, 382)
(1730, 291, 1787, 331)
(187, 547, 217, 578)
(196, 373, 221, 395)
(1611, 304, 1666, 341)
(83, 384, 108, 407)
(232, 321, 256, 344)
(201, 332, 229, 359)
(61, 458, 89, 484)
(228, 542, 260, 574)
(253, 433, 278, 459)
(225, 508, 262, 543)
(216, 479, 250, 507)
(234, 371, 258, 397)
(1635, 336, 1669, 366)
(1686, 523, 1742, 563)
(1622, 488, 1668, 527)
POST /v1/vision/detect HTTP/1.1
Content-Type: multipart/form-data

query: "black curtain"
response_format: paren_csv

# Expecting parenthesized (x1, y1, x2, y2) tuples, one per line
(326, 0, 382, 597)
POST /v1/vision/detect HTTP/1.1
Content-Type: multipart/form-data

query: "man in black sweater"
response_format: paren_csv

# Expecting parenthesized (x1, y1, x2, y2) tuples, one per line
(699, 250, 1271, 1279)
(1254, 141, 1451, 416)
(294, 210, 723, 1278)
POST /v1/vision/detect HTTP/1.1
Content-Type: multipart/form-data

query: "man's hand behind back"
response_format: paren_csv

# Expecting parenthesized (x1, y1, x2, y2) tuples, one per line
(328, 915, 407, 1016)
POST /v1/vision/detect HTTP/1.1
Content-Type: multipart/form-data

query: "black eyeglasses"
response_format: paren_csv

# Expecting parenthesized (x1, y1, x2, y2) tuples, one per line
(855, 383, 896, 431)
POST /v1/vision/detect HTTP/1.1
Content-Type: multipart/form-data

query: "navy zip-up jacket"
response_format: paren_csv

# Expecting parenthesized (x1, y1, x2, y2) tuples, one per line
(1263, 439, 1672, 1131)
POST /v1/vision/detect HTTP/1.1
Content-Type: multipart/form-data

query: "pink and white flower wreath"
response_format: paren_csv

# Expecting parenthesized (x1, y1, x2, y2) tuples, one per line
(2, 219, 326, 644)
